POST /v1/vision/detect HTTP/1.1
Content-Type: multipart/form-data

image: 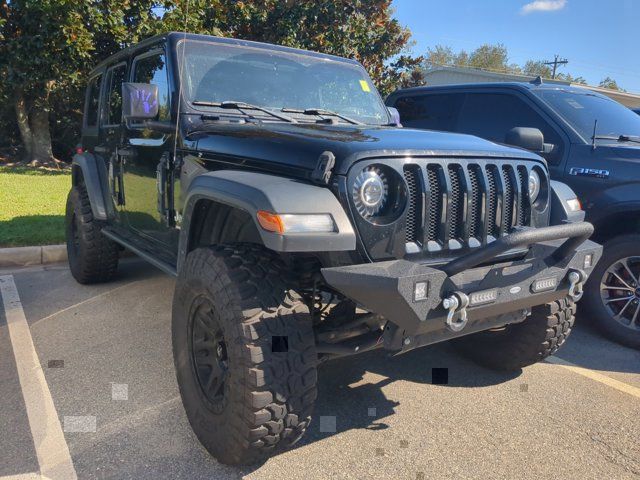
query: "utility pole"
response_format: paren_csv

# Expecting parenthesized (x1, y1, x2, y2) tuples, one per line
(544, 55, 568, 79)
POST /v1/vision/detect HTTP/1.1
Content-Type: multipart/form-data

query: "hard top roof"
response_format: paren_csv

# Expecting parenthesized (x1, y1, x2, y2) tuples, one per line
(90, 31, 360, 76)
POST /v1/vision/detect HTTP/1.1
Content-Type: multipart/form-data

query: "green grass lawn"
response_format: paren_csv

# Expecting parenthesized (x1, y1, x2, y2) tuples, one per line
(0, 166, 71, 247)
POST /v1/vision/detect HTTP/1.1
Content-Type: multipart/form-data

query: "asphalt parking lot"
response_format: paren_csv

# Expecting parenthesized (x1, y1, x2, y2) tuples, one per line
(1, 258, 639, 480)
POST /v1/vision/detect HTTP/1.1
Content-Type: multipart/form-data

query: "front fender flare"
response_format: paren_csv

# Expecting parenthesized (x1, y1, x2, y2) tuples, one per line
(177, 170, 356, 271)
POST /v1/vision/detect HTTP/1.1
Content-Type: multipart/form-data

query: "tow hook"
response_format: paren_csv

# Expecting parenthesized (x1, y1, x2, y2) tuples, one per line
(568, 269, 586, 301)
(442, 292, 470, 332)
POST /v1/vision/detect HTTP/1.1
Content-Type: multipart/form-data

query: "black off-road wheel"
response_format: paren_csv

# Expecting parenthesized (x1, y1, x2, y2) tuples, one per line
(454, 297, 576, 371)
(65, 185, 119, 284)
(581, 235, 640, 349)
(172, 244, 318, 465)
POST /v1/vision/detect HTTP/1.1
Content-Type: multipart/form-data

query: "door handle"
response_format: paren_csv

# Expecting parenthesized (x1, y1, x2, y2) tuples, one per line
(118, 148, 136, 158)
(94, 146, 108, 154)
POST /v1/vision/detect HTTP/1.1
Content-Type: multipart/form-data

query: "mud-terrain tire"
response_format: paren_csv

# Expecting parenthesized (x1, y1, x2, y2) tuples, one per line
(65, 185, 119, 284)
(454, 297, 576, 371)
(172, 244, 318, 465)
(581, 235, 640, 349)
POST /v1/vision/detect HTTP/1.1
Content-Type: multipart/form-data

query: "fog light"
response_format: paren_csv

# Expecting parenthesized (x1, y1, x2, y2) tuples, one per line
(531, 277, 557, 293)
(414, 281, 429, 301)
(469, 289, 497, 306)
(584, 253, 593, 269)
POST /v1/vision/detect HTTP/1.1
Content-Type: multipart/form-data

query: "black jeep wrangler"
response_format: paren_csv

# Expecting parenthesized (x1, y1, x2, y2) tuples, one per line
(387, 82, 640, 348)
(67, 33, 601, 465)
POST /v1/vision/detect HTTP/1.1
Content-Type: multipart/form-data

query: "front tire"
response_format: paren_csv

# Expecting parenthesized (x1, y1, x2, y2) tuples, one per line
(454, 298, 576, 371)
(172, 244, 318, 465)
(65, 185, 119, 284)
(582, 235, 640, 349)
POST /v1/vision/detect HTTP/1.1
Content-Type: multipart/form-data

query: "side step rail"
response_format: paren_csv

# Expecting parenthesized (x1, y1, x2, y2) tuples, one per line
(101, 228, 178, 277)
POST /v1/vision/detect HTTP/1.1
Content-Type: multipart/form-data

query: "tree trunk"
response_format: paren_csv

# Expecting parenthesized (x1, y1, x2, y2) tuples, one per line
(14, 89, 34, 162)
(13, 88, 54, 163)
(29, 105, 54, 162)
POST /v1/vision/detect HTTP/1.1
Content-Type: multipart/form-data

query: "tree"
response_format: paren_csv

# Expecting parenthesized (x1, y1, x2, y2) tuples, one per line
(599, 76, 625, 91)
(523, 60, 552, 78)
(0, 0, 95, 163)
(424, 44, 455, 69)
(467, 43, 510, 72)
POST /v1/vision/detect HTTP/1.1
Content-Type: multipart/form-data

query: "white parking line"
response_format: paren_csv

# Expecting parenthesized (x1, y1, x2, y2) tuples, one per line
(0, 275, 77, 480)
(546, 355, 640, 399)
(31, 280, 139, 327)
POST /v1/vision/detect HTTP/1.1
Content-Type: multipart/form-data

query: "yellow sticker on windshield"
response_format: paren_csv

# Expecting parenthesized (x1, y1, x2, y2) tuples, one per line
(359, 80, 371, 92)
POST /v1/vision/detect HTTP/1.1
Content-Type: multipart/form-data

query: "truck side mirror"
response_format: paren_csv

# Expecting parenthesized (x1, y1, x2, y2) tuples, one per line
(387, 106, 402, 126)
(505, 127, 544, 152)
(122, 82, 159, 121)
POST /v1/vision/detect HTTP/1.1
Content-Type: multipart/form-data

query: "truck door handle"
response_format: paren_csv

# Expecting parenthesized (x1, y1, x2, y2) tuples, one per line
(94, 146, 108, 154)
(118, 148, 136, 158)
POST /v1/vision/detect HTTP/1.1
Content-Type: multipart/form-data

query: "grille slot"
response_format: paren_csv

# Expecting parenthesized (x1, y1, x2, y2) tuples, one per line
(448, 165, 464, 240)
(486, 165, 499, 238)
(402, 161, 534, 253)
(426, 165, 442, 242)
(403, 166, 420, 243)
(468, 165, 482, 239)
(517, 166, 530, 226)
(502, 166, 514, 232)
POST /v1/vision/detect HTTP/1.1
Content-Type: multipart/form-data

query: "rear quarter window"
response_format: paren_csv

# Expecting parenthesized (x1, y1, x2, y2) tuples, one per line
(85, 74, 102, 127)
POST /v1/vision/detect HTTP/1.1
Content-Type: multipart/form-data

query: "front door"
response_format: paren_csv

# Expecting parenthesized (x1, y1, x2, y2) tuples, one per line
(122, 46, 177, 248)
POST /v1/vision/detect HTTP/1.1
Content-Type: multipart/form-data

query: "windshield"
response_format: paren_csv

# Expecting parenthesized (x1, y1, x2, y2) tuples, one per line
(178, 39, 390, 125)
(533, 89, 640, 140)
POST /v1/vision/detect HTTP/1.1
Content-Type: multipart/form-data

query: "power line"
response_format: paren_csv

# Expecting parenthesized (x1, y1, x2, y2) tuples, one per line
(543, 55, 568, 79)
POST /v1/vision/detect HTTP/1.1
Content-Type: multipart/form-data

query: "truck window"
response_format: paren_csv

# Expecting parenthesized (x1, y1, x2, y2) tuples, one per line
(105, 63, 127, 125)
(394, 93, 465, 131)
(132, 51, 170, 121)
(456, 93, 563, 162)
(85, 74, 102, 127)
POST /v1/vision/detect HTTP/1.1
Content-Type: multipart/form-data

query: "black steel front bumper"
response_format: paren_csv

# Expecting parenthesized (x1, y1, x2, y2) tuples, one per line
(321, 222, 602, 352)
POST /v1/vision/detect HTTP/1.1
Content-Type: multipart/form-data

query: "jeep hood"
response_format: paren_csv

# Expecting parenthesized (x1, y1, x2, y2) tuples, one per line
(187, 123, 543, 176)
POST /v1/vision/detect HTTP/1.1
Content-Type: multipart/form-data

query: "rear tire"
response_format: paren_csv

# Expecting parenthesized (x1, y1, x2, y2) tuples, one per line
(172, 244, 318, 465)
(581, 234, 640, 349)
(454, 297, 576, 371)
(65, 185, 119, 284)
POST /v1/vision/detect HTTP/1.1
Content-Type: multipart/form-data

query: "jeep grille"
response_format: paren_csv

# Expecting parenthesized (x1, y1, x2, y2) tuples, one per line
(403, 161, 533, 253)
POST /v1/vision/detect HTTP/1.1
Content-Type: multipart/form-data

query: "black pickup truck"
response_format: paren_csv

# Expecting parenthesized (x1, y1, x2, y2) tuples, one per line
(388, 82, 640, 348)
(67, 33, 601, 465)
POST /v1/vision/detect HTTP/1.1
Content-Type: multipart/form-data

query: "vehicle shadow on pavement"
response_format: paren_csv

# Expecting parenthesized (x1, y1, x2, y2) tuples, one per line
(296, 345, 520, 449)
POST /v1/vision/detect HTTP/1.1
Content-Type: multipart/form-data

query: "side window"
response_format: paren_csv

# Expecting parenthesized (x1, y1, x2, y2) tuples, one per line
(105, 64, 127, 125)
(85, 74, 102, 127)
(132, 51, 170, 121)
(394, 93, 465, 132)
(456, 93, 563, 163)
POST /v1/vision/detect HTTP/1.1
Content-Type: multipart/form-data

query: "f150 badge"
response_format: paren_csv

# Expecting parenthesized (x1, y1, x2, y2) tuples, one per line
(569, 167, 610, 179)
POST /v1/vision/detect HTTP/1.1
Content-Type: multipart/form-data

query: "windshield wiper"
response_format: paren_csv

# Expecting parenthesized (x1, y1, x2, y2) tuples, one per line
(192, 100, 297, 123)
(593, 134, 640, 144)
(282, 107, 363, 125)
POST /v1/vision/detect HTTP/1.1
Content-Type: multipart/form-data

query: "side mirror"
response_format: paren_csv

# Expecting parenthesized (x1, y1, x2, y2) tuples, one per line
(505, 127, 544, 152)
(122, 83, 159, 121)
(387, 106, 402, 126)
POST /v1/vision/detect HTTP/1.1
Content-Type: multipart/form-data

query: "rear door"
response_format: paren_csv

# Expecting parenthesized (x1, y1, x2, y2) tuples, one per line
(97, 62, 128, 215)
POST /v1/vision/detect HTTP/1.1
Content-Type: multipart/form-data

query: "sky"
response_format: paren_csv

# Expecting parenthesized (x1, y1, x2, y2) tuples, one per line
(392, 0, 640, 93)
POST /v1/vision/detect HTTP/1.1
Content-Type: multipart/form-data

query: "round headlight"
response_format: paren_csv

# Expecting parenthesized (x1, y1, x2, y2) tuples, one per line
(353, 167, 388, 218)
(528, 169, 541, 202)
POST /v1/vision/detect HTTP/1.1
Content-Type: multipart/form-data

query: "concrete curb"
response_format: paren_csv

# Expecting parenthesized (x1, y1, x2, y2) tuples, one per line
(0, 244, 67, 268)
